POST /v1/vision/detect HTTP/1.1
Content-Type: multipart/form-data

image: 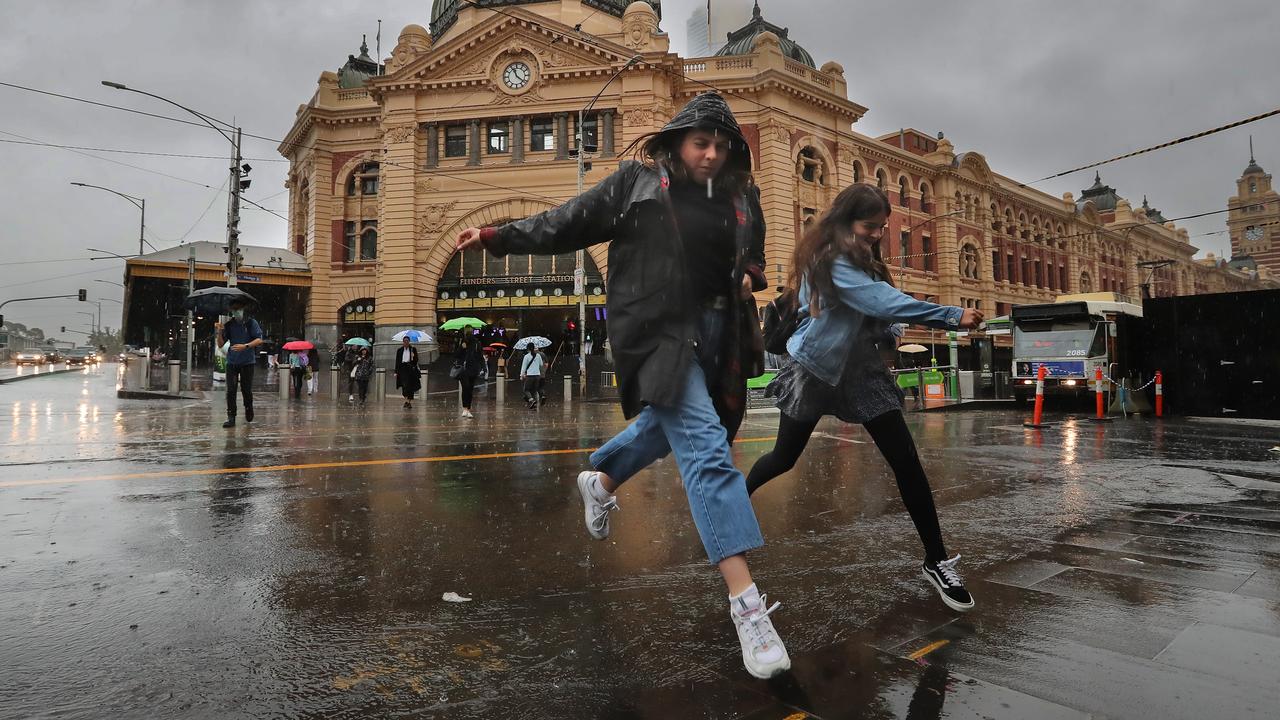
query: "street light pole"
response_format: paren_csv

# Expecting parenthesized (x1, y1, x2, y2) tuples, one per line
(101, 81, 246, 288)
(575, 55, 641, 395)
(70, 182, 150, 256)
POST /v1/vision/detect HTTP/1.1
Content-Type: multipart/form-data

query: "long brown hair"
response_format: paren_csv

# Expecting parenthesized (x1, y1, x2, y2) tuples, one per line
(621, 129, 754, 196)
(788, 183, 894, 317)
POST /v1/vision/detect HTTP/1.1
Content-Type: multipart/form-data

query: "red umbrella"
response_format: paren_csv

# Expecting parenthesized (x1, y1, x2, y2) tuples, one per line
(282, 340, 315, 351)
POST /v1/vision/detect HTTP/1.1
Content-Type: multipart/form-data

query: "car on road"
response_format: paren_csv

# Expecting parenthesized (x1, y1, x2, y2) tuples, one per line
(43, 349, 63, 364)
(14, 350, 45, 365)
(74, 347, 101, 364)
(64, 348, 96, 366)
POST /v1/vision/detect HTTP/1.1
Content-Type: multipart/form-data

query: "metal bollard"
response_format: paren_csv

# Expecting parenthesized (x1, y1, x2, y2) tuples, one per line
(375, 368, 387, 404)
(280, 369, 291, 401)
(330, 368, 340, 400)
(1155, 371, 1164, 418)
(496, 373, 505, 404)
(168, 360, 181, 393)
(563, 375, 572, 402)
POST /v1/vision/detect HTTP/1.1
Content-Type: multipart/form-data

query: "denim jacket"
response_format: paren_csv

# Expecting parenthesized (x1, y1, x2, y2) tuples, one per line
(787, 255, 963, 385)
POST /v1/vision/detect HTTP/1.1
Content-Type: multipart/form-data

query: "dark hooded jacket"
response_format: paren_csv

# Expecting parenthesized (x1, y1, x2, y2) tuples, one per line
(480, 93, 766, 436)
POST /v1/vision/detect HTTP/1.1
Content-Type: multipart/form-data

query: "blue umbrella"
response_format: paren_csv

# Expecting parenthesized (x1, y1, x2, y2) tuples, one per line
(392, 329, 434, 343)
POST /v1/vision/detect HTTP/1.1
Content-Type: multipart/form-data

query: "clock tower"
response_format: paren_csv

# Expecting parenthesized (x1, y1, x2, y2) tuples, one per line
(1228, 139, 1280, 275)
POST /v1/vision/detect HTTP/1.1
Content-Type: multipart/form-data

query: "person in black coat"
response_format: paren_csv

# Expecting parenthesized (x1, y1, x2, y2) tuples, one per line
(453, 334, 484, 419)
(394, 336, 422, 409)
(456, 92, 788, 680)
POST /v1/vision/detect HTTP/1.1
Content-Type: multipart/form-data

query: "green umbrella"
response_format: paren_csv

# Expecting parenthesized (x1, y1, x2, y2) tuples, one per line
(344, 338, 372, 347)
(439, 317, 487, 332)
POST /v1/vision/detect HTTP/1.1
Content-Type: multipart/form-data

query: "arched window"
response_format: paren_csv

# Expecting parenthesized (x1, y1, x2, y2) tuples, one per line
(960, 243, 980, 279)
(876, 168, 887, 191)
(797, 148, 825, 185)
(919, 182, 931, 213)
(852, 161, 863, 183)
(346, 162, 380, 197)
(360, 222, 378, 261)
(898, 176, 910, 207)
(1080, 271, 1092, 292)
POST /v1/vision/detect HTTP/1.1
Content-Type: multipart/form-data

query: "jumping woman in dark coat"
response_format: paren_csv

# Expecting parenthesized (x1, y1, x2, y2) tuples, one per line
(457, 93, 788, 679)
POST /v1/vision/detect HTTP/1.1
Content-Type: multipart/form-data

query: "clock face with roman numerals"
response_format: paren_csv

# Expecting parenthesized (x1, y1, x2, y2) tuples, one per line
(1244, 226, 1263, 243)
(502, 62, 531, 90)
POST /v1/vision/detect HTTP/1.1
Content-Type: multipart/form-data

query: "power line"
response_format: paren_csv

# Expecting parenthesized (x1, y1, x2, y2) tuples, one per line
(0, 257, 99, 267)
(0, 128, 218, 190)
(0, 265, 118, 291)
(1027, 106, 1280, 185)
(0, 136, 285, 162)
(173, 177, 229, 244)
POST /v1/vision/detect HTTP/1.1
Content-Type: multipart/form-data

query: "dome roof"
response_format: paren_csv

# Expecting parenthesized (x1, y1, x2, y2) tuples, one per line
(1140, 196, 1166, 223)
(1077, 171, 1121, 213)
(430, 0, 661, 40)
(714, 1, 815, 68)
(337, 36, 381, 89)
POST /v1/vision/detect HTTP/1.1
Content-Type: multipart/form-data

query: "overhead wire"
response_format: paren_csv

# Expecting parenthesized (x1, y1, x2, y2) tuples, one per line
(0, 136, 285, 162)
(4, 8, 1271, 258)
(1025, 106, 1280, 185)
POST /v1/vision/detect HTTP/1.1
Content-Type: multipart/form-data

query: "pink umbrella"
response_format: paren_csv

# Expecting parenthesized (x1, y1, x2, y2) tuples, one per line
(282, 340, 314, 351)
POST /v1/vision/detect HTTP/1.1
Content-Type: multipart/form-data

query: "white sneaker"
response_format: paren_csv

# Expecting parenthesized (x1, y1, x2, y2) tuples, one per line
(576, 471, 618, 540)
(461, 408, 474, 419)
(730, 586, 791, 679)
(348, 394, 354, 402)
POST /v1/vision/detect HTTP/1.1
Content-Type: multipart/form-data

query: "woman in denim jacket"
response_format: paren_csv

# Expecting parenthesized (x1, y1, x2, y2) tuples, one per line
(748, 183, 984, 613)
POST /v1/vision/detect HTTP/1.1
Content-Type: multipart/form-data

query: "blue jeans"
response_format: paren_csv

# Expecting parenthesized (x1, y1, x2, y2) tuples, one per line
(590, 310, 763, 564)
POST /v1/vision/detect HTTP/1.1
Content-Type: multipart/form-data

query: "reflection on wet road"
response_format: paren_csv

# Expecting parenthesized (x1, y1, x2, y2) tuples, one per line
(2, 366, 1278, 718)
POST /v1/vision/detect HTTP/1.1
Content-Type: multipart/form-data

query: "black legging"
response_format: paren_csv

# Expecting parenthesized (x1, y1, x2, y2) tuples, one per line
(745, 409, 947, 562)
(459, 375, 477, 409)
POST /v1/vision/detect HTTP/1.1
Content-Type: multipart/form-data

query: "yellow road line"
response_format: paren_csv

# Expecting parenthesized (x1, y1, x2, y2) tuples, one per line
(1, 436, 778, 489)
(907, 639, 950, 660)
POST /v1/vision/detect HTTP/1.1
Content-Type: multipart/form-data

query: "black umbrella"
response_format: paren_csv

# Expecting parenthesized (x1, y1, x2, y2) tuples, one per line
(184, 286, 259, 315)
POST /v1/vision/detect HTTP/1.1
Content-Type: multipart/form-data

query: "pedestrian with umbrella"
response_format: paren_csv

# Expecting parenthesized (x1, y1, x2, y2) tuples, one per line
(457, 92, 788, 679)
(282, 340, 314, 400)
(515, 336, 551, 409)
(442, 320, 485, 418)
(343, 338, 372, 402)
(393, 334, 422, 409)
(212, 296, 262, 427)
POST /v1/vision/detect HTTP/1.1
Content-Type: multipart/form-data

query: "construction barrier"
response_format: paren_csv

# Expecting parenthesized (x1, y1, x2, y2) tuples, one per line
(1089, 367, 1112, 423)
(1024, 365, 1053, 429)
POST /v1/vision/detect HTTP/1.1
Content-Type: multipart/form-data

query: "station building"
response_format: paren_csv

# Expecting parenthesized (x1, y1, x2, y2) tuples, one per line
(279, 0, 1272, 364)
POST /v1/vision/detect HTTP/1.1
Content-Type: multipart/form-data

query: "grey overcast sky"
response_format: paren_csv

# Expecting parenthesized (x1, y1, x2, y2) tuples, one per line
(2, 0, 1277, 337)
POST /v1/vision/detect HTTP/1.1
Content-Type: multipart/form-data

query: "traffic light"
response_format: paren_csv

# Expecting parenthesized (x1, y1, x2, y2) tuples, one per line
(61, 326, 66, 333)
(78, 288, 86, 301)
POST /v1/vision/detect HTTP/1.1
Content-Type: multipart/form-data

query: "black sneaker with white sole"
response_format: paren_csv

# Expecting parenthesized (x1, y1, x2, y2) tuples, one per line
(922, 555, 975, 612)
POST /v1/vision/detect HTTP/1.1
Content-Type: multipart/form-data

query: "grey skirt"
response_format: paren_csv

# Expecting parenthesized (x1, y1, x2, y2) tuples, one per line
(767, 353, 904, 425)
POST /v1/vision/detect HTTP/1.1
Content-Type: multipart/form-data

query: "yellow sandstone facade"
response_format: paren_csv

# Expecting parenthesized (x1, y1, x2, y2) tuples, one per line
(280, 0, 1270, 359)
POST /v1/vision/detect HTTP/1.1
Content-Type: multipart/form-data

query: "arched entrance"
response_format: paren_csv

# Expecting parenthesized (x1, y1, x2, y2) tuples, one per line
(340, 298, 376, 343)
(435, 247, 606, 354)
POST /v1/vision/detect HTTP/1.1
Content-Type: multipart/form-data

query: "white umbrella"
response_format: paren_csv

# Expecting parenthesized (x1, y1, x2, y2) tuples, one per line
(392, 329, 434, 343)
(514, 336, 552, 350)
(898, 344, 930, 354)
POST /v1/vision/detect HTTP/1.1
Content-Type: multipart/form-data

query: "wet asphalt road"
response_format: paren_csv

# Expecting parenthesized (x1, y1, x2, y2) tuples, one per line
(2, 364, 1278, 719)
